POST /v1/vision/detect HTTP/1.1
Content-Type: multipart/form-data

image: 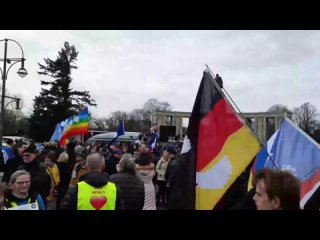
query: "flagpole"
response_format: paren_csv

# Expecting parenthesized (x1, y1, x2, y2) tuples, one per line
(205, 65, 242, 114)
(205, 64, 278, 170)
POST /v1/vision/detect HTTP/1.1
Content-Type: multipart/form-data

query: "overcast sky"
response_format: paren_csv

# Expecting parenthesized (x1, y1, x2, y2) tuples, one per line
(0, 30, 319, 119)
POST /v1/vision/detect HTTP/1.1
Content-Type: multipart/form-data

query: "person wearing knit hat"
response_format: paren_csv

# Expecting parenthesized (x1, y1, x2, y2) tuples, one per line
(70, 150, 89, 186)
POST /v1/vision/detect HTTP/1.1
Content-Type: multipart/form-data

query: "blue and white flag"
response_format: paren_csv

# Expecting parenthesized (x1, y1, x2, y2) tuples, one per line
(2, 143, 15, 164)
(148, 125, 159, 150)
(252, 117, 320, 208)
(49, 117, 73, 142)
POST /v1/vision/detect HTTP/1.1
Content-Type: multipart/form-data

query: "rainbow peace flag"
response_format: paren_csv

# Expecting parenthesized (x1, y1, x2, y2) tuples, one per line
(58, 108, 89, 145)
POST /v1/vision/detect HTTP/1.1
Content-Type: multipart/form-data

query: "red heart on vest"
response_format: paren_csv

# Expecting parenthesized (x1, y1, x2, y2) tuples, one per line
(90, 196, 107, 210)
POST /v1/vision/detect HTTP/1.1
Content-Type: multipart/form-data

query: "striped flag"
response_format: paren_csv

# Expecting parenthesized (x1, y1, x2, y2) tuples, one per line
(58, 108, 90, 145)
(250, 118, 320, 209)
(169, 70, 261, 209)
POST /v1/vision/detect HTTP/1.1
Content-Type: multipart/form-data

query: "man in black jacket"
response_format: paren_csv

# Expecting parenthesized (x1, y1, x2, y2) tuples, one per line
(18, 143, 51, 206)
(61, 152, 124, 210)
(2, 142, 28, 183)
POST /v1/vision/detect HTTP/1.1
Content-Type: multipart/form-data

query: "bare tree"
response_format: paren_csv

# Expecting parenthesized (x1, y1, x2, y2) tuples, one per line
(293, 102, 318, 134)
(105, 111, 129, 131)
(92, 118, 107, 130)
(143, 98, 172, 119)
(129, 108, 149, 121)
(267, 104, 292, 115)
(103, 99, 172, 132)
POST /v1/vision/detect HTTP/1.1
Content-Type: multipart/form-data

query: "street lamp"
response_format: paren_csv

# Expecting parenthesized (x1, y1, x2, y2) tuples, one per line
(0, 38, 27, 150)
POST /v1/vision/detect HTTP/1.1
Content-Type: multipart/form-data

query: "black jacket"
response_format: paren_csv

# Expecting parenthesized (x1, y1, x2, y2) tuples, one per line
(167, 153, 195, 210)
(57, 161, 72, 197)
(60, 172, 124, 210)
(2, 155, 24, 183)
(165, 157, 178, 188)
(109, 172, 145, 210)
(104, 153, 120, 176)
(18, 159, 51, 203)
(229, 188, 257, 210)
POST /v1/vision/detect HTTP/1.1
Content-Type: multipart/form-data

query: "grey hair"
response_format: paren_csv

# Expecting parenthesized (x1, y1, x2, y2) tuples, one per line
(118, 157, 136, 175)
(86, 152, 105, 172)
(10, 170, 30, 185)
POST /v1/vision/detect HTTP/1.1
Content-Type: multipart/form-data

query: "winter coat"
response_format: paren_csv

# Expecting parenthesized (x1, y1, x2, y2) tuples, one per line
(136, 164, 156, 210)
(109, 172, 145, 210)
(104, 154, 120, 176)
(165, 157, 178, 188)
(2, 155, 24, 183)
(155, 158, 169, 182)
(60, 172, 124, 210)
(46, 164, 60, 202)
(18, 159, 51, 203)
(57, 161, 71, 197)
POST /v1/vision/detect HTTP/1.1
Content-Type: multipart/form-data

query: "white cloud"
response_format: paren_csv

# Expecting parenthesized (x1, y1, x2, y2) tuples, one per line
(0, 30, 320, 119)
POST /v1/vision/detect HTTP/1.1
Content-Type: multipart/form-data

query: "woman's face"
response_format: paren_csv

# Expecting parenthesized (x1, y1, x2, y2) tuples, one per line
(12, 175, 31, 196)
(163, 152, 170, 161)
(44, 156, 52, 165)
(253, 179, 278, 210)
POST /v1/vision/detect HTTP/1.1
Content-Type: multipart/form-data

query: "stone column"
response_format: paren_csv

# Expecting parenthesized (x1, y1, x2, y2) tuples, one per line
(180, 117, 183, 140)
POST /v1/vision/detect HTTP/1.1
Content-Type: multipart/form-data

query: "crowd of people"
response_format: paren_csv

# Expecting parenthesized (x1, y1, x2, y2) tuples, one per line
(0, 138, 184, 210)
(0, 137, 303, 210)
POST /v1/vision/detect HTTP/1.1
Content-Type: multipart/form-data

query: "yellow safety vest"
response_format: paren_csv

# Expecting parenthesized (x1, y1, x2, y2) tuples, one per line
(77, 181, 117, 210)
(4, 196, 40, 210)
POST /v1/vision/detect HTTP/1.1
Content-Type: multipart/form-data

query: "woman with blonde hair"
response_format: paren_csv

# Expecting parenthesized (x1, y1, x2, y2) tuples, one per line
(3, 170, 46, 210)
(155, 150, 170, 206)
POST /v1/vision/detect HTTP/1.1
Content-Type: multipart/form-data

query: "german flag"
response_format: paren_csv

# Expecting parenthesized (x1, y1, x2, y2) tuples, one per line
(173, 70, 261, 210)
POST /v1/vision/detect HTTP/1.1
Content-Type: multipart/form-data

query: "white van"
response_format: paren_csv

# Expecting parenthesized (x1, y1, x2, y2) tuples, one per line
(86, 132, 142, 145)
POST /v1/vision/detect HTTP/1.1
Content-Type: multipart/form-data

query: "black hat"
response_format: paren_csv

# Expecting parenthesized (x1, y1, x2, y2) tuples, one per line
(23, 143, 38, 154)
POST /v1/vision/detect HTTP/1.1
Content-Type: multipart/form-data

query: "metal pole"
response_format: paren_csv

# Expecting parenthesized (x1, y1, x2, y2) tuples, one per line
(205, 64, 278, 170)
(0, 39, 8, 150)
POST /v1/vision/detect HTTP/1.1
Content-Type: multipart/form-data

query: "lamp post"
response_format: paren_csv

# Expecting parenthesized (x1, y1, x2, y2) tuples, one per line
(0, 39, 28, 150)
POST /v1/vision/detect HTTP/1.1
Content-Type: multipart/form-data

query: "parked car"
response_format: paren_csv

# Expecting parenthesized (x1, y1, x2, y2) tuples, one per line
(2, 136, 31, 145)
